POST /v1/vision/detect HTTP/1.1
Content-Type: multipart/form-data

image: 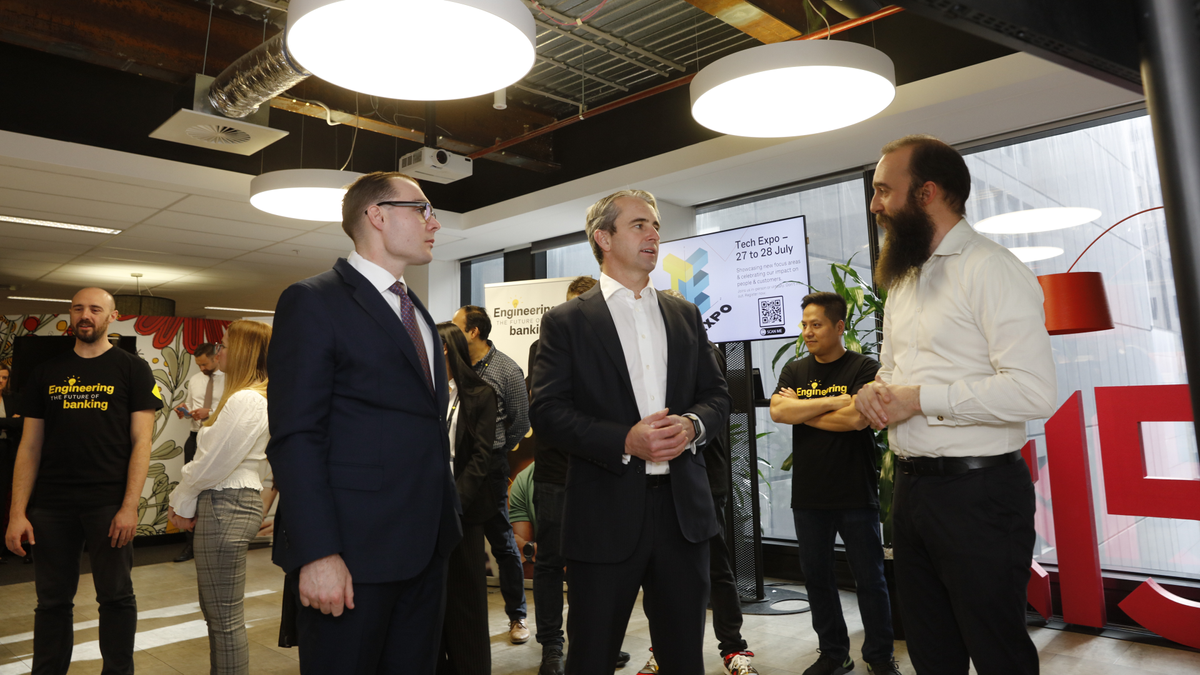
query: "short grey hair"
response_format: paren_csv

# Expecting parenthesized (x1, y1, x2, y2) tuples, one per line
(584, 189, 659, 264)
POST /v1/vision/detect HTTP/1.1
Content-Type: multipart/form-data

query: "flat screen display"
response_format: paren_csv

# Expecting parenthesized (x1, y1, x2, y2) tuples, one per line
(650, 215, 809, 343)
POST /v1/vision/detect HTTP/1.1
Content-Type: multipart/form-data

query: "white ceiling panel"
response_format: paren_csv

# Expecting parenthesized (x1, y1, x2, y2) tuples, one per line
(256, 242, 347, 262)
(231, 251, 335, 271)
(0, 163, 187, 208)
(103, 236, 250, 260)
(93, 249, 227, 270)
(120, 225, 276, 252)
(169, 195, 335, 231)
(0, 249, 77, 264)
(0, 187, 159, 224)
(3, 237, 96, 255)
(0, 261, 60, 280)
(145, 210, 311, 241)
(282, 230, 355, 251)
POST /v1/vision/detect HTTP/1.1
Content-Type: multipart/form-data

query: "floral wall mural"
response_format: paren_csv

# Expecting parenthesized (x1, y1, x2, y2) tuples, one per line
(1, 314, 231, 536)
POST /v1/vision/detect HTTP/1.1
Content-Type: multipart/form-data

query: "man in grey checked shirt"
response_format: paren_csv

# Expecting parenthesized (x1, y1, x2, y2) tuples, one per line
(453, 304, 532, 644)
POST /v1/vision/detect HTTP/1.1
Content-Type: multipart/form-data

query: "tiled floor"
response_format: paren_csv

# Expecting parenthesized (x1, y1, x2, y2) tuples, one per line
(1, 548, 1197, 674)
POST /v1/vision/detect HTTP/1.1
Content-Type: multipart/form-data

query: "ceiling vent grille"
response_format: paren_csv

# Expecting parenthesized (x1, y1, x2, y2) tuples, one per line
(149, 75, 288, 156)
(185, 124, 254, 145)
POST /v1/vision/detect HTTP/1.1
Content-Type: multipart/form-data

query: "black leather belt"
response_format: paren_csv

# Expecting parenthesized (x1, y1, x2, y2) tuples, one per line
(895, 450, 1022, 476)
(645, 474, 671, 488)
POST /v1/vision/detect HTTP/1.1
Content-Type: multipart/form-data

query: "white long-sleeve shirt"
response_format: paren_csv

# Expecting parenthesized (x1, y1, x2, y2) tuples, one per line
(185, 369, 225, 433)
(169, 389, 270, 518)
(600, 273, 703, 474)
(880, 219, 1057, 458)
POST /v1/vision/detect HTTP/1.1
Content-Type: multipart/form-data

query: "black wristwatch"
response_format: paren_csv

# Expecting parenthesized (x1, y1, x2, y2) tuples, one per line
(683, 413, 701, 441)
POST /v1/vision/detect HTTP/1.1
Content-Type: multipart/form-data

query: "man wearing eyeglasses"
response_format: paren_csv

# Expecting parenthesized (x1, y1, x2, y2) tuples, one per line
(267, 171, 462, 673)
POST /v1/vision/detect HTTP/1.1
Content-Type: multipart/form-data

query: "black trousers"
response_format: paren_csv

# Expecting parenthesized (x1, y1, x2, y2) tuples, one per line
(439, 521, 490, 675)
(532, 480, 567, 649)
(709, 494, 748, 657)
(893, 460, 1037, 675)
(28, 504, 137, 675)
(296, 550, 449, 675)
(566, 482, 709, 675)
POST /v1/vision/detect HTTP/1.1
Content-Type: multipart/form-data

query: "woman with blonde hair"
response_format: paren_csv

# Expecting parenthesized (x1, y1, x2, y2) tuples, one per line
(169, 320, 272, 675)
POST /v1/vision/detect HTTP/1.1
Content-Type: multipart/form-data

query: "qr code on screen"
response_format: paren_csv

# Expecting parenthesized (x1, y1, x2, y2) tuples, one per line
(759, 296, 784, 327)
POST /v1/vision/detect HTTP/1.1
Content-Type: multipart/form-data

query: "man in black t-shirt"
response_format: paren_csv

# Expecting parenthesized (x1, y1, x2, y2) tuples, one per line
(4, 287, 162, 675)
(770, 293, 898, 675)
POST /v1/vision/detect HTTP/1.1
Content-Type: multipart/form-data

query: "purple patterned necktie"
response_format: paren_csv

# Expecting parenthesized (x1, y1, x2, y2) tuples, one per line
(388, 281, 434, 392)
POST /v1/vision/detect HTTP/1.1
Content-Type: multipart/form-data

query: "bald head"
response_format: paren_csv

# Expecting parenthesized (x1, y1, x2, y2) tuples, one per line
(70, 287, 118, 345)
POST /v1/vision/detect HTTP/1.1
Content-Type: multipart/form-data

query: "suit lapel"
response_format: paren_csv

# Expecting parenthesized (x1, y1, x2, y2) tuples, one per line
(334, 259, 434, 400)
(411, 290, 448, 407)
(659, 295, 688, 408)
(578, 286, 638, 404)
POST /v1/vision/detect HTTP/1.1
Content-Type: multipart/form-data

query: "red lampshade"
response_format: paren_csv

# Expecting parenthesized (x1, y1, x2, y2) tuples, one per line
(1038, 271, 1114, 335)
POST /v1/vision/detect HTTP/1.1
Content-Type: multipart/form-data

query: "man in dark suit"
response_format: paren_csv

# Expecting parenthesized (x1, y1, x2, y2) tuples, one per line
(531, 190, 731, 675)
(267, 171, 461, 674)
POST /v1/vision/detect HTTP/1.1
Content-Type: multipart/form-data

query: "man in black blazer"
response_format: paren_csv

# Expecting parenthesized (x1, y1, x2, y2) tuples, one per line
(267, 171, 461, 674)
(531, 190, 731, 675)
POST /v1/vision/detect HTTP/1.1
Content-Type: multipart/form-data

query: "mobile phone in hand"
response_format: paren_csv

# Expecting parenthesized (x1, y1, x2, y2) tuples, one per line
(175, 404, 191, 416)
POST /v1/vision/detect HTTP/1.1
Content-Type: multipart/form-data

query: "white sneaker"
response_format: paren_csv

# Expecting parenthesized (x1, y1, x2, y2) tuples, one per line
(725, 651, 759, 675)
(637, 649, 658, 674)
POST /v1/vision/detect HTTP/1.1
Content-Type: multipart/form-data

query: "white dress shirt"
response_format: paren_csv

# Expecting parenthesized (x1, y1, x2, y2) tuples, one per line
(447, 378, 460, 467)
(169, 389, 270, 518)
(600, 273, 702, 474)
(879, 219, 1058, 458)
(347, 251, 436, 376)
(185, 369, 225, 433)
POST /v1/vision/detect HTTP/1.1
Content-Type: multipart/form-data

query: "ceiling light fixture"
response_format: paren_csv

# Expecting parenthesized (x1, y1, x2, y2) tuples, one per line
(205, 306, 276, 314)
(249, 168, 363, 221)
(976, 207, 1101, 234)
(8, 296, 71, 303)
(1008, 246, 1064, 263)
(690, 40, 895, 138)
(287, 0, 535, 100)
(0, 215, 122, 235)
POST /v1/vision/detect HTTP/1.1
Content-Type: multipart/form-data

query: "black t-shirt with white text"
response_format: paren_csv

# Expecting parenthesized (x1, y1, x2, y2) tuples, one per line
(776, 350, 880, 510)
(24, 346, 163, 509)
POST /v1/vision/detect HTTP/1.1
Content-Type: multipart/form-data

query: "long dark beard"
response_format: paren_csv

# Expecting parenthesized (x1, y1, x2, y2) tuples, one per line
(875, 189, 936, 290)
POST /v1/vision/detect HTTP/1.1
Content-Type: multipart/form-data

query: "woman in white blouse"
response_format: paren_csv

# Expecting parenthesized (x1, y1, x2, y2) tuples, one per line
(168, 320, 271, 675)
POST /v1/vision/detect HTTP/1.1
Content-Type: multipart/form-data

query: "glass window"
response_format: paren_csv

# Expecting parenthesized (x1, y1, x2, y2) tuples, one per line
(964, 113, 1198, 580)
(544, 241, 600, 281)
(462, 254, 503, 307)
(696, 175, 872, 541)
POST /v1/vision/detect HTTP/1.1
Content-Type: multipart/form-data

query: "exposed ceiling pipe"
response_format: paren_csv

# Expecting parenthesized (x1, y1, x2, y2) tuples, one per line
(207, 32, 310, 119)
(470, 4, 905, 161)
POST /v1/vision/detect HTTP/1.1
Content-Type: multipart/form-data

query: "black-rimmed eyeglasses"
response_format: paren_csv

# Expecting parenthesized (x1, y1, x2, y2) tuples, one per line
(371, 201, 436, 222)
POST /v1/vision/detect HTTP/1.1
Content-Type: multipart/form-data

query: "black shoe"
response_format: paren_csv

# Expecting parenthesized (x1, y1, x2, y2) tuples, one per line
(867, 659, 901, 675)
(802, 652, 854, 675)
(538, 647, 565, 675)
(616, 650, 631, 668)
(173, 545, 193, 563)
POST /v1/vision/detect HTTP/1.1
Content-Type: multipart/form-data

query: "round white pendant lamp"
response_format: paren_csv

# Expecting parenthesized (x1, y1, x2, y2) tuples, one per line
(690, 40, 896, 138)
(976, 207, 1101, 234)
(287, 0, 535, 101)
(1009, 246, 1064, 263)
(250, 169, 363, 221)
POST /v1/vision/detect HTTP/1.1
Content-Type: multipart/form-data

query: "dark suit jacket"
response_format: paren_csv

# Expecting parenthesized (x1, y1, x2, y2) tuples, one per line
(266, 258, 461, 584)
(530, 284, 731, 564)
(452, 381, 498, 524)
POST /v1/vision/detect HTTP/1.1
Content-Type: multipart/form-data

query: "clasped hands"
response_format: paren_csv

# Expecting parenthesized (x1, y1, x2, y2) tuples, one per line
(625, 409, 694, 464)
(854, 374, 921, 430)
(167, 506, 196, 533)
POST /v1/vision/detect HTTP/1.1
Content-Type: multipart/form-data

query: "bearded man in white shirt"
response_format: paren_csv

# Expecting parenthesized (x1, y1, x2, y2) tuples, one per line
(855, 135, 1057, 675)
(172, 342, 224, 563)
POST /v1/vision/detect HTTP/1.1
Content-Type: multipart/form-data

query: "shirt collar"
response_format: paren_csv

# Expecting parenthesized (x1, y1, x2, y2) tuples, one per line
(600, 272, 656, 301)
(347, 250, 407, 294)
(931, 218, 975, 257)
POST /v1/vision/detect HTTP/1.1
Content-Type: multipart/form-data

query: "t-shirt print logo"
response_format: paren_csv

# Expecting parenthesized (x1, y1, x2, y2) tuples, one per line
(795, 379, 847, 398)
(152, 383, 163, 400)
(48, 375, 115, 411)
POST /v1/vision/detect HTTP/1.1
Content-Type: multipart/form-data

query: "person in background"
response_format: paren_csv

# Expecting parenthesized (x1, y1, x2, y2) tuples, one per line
(530, 190, 730, 675)
(436, 322, 498, 675)
(0, 364, 22, 565)
(525, 274, 597, 675)
(855, 135, 1056, 675)
(452, 304, 532, 644)
(167, 320, 271, 675)
(173, 341, 225, 563)
(267, 171, 460, 674)
(770, 292, 898, 675)
(5, 287, 161, 675)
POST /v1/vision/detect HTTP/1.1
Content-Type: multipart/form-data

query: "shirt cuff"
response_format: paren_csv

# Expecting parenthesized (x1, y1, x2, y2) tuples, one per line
(919, 384, 953, 423)
(169, 488, 198, 520)
(683, 413, 706, 452)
